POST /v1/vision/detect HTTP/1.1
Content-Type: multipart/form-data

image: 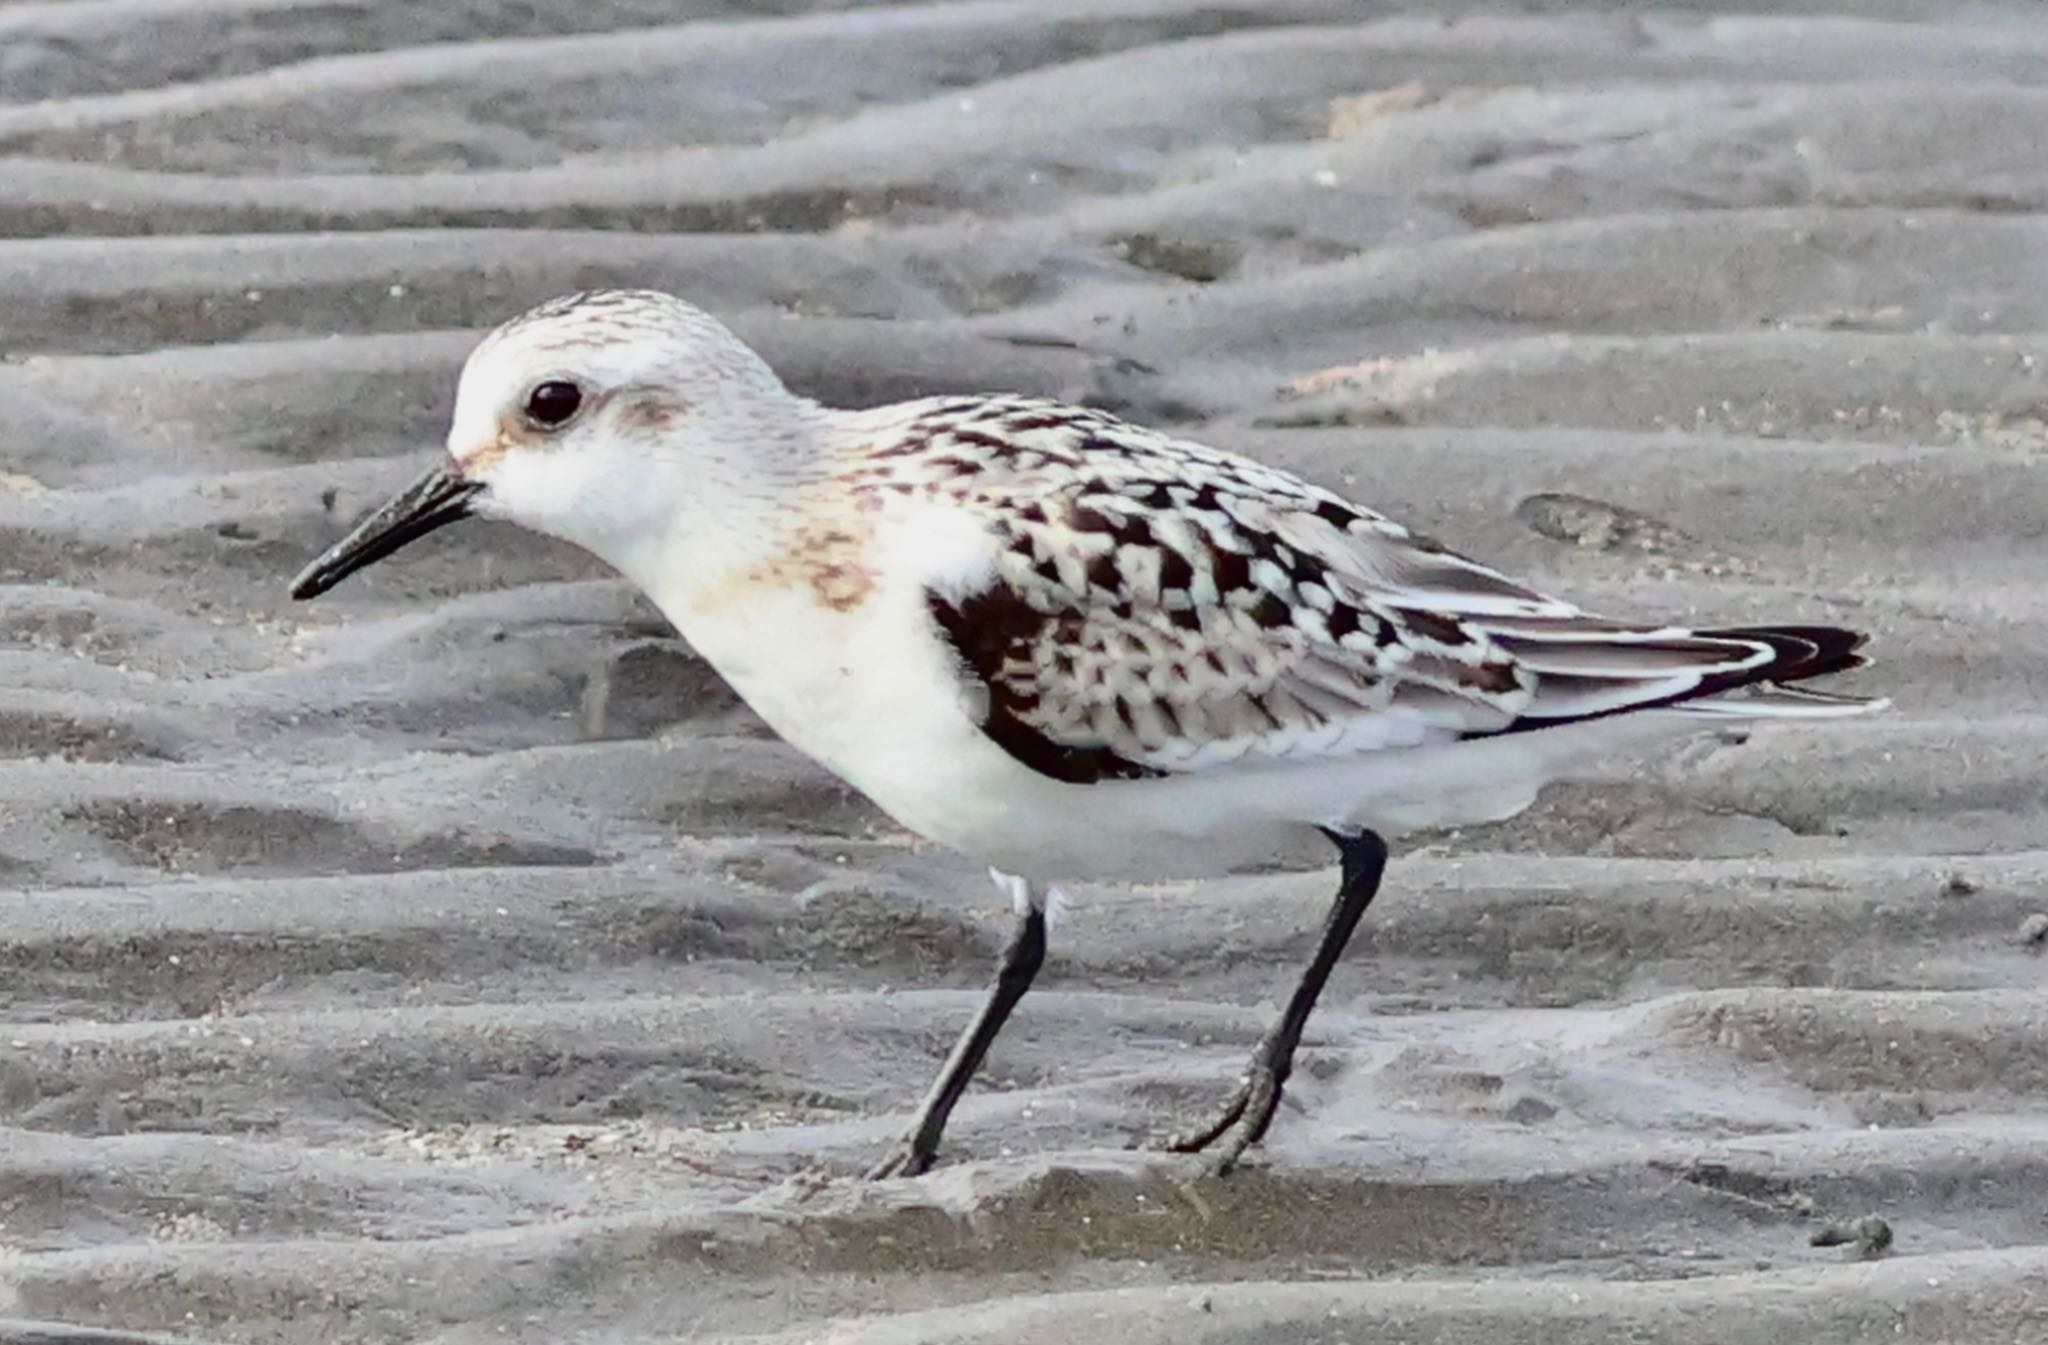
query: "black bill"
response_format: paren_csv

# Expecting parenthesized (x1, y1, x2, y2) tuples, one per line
(289, 462, 481, 600)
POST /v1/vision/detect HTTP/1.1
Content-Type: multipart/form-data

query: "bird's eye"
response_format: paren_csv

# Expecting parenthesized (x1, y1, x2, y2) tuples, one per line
(523, 380, 583, 428)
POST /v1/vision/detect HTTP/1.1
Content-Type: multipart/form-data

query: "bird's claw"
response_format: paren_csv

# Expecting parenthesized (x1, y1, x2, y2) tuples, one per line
(1153, 1064, 1283, 1175)
(863, 1140, 937, 1181)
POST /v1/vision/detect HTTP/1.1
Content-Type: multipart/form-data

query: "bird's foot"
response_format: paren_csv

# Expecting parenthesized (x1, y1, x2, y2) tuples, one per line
(863, 1137, 938, 1181)
(1155, 1061, 1284, 1175)
(1159, 1080, 1248, 1155)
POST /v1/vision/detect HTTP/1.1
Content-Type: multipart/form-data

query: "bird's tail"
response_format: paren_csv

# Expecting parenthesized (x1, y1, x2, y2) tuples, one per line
(1477, 622, 1885, 737)
(1667, 625, 1886, 719)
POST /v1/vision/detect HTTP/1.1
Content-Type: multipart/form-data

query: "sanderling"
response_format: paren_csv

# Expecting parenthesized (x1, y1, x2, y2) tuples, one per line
(290, 289, 1883, 1178)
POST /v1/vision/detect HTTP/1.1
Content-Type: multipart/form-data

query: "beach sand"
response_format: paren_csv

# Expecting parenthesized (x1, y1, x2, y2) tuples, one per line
(3, 2, 2047, 1341)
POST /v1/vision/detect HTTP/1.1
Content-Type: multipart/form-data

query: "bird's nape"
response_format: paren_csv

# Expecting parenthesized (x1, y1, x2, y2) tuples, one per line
(289, 462, 480, 599)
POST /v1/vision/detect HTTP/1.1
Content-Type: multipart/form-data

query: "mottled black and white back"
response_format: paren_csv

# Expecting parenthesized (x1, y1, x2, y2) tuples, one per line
(830, 393, 1873, 796)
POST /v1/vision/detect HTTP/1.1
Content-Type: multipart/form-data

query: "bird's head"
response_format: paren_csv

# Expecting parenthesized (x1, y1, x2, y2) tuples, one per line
(289, 289, 815, 600)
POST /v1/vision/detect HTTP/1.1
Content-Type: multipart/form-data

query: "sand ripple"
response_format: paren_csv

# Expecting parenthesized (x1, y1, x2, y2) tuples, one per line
(4, 3, 2046, 1342)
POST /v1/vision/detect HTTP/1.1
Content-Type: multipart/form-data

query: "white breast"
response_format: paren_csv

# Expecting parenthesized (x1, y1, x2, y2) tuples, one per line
(643, 555, 1029, 843)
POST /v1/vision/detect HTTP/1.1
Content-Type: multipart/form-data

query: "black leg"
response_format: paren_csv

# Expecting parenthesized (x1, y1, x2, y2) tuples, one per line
(865, 903, 1047, 1179)
(1166, 828, 1388, 1173)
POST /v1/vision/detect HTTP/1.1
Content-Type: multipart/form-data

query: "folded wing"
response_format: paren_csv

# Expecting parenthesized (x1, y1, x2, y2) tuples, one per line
(906, 400, 1875, 786)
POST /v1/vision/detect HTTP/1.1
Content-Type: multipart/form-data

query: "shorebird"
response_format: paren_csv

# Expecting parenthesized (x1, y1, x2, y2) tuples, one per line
(290, 290, 1882, 1178)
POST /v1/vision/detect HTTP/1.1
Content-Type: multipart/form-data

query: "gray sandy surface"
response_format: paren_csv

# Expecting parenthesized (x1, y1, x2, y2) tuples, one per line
(3, 1, 2048, 1341)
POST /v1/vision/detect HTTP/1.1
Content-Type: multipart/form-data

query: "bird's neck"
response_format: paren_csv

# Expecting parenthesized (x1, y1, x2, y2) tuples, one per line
(591, 399, 843, 602)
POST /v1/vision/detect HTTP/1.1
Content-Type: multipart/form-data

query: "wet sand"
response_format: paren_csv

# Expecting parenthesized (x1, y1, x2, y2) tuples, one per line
(3, 3, 2047, 1341)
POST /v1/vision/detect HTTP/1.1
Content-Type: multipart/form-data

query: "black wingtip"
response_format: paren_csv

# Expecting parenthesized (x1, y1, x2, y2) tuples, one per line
(1477, 621, 1877, 739)
(1705, 624, 1871, 685)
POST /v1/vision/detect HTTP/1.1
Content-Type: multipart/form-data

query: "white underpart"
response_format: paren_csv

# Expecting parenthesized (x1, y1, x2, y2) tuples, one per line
(447, 292, 1884, 885)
